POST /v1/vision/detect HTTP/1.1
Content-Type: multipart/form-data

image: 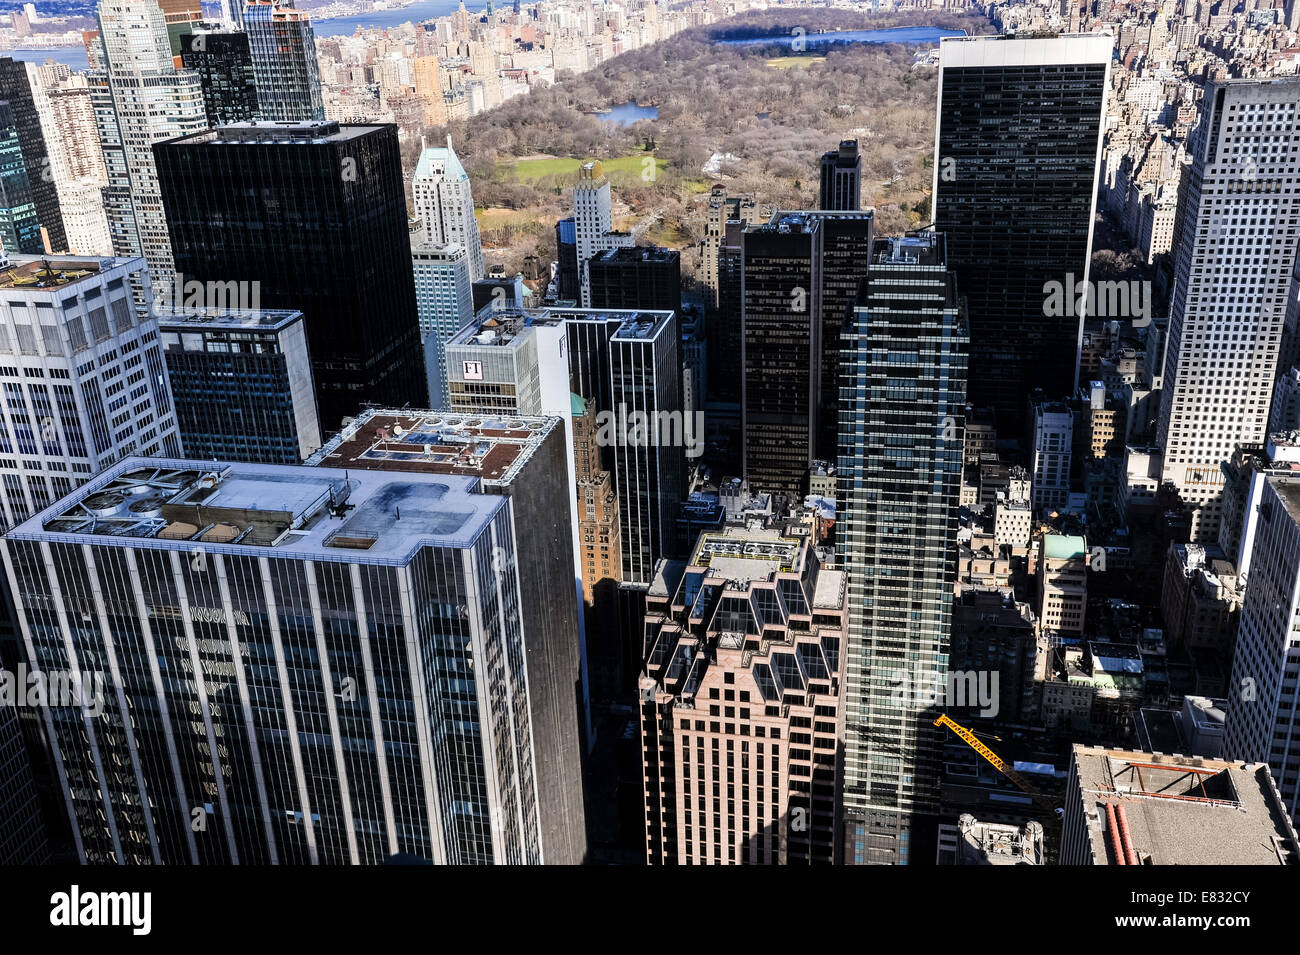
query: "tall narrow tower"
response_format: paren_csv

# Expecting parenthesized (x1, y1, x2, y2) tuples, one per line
(412, 136, 485, 282)
(838, 232, 968, 865)
(1157, 79, 1300, 543)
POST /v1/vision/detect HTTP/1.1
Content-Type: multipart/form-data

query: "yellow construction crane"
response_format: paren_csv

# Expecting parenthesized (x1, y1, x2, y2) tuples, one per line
(933, 714, 1059, 812)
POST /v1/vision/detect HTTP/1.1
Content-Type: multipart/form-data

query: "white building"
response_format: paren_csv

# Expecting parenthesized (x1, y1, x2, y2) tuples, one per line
(573, 161, 633, 307)
(410, 224, 474, 409)
(411, 135, 485, 282)
(0, 254, 181, 529)
(1157, 79, 1300, 542)
(1031, 397, 1073, 514)
(93, 0, 207, 290)
(1224, 474, 1300, 820)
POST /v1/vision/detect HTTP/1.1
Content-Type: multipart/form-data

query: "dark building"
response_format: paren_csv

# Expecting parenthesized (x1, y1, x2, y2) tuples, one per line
(158, 307, 323, 464)
(154, 121, 428, 430)
(819, 140, 861, 212)
(805, 209, 873, 461)
(0, 58, 63, 252)
(932, 35, 1109, 434)
(742, 213, 821, 499)
(951, 590, 1038, 723)
(838, 231, 968, 864)
(0, 101, 40, 254)
(179, 28, 261, 125)
(708, 219, 744, 406)
(553, 217, 579, 303)
(471, 274, 523, 313)
(0, 700, 48, 864)
(587, 245, 682, 316)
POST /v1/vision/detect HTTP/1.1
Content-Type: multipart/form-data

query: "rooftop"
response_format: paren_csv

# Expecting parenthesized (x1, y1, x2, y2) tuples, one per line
(10, 457, 505, 563)
(1044, 534, 1088, 560)
(155, 306, 304, 332)
(690, 525, 804, 583)
(591, 245, 679, 265)
(1070, 745, 1299, 865)
(0, 255, 113, 291)
(871, 232, 945, 268)
(169, 121, 384, 146)
(448, 305, 675, 349)
(307, 409, 558, 486)
(414, 135, 468, 181)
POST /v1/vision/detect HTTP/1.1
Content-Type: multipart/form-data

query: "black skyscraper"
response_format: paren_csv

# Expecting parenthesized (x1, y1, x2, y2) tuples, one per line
(587, 245, 681, 315)
(180, 29, 261, 125)
(741, 213, 821, 498)
(932, 35, 1109, 434)
(819, 140, 861, 212)
(0, 57, 64, 252)
(803, 209, 873, 461)
(708, 219, 744, 406)
(155, 121, 428, 428)
(554, 217, 579, 302)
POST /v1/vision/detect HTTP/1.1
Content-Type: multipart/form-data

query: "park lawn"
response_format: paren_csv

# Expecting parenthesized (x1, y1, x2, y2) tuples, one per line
(501, 154, 668, 183)
(766, 55, 826, 70)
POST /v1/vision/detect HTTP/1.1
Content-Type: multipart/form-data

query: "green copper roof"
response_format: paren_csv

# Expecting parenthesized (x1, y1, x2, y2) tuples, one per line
(570, 393, 587, 417)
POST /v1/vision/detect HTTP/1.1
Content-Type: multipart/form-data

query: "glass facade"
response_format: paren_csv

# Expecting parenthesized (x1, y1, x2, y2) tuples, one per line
(154, 123, 428, 430)
(933, 39, 1108, 432)
(179, 30, 262, 126)
(837, 233, 968, 864)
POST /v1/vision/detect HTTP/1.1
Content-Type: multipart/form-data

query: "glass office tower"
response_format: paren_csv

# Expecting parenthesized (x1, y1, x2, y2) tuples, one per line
(932, 34, 1109, 434)
(838, 232, 968, 865)
(154, 121, 428, 430)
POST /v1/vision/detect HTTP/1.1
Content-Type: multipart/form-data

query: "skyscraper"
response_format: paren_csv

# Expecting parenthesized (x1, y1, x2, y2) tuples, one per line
(0, 254, 181, 530)
(445, 306, 684, 588)
(587, 245, 681, 315)
(819, 140, 861, 212)
(158, 307, 322, 464)
(838, 232, 968, 865)
(1157, 79, 1300, 543)
(785, 208, 874, 461)
(710, 219, 745, 407)
(0, 57, 65, 252)
(701, 185, 758, 312)
(741, 213, 821, 499)
(242, 0, 324, 122)
(1223, 474, 1300, 820)
(307, 409, 590, 863)
(94, 0, 207, 287)
(639, 524, 846, 865)
(36, 76, 112, 255)
(410, 226, 473, 410)
(932, 33, 1110, 433)
(3, 452, 587, 864)
(573, 162, 633, 307)
(0, 103, 41, 254)
(179, 26, 261, 125)
(0, 700, 47, 863)
(412, 136, 485, 282)
(155, 121, 428, 430)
